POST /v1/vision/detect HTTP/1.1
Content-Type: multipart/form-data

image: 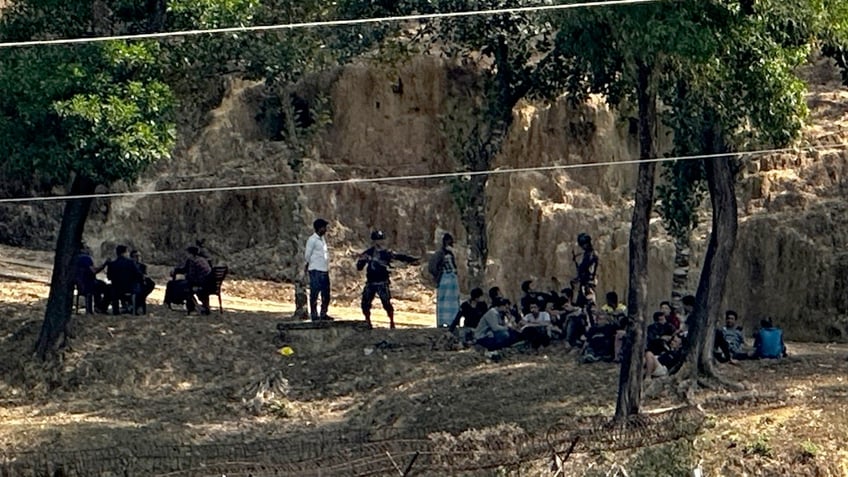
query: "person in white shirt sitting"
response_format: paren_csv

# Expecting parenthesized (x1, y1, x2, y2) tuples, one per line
(519, 302, 560, 349)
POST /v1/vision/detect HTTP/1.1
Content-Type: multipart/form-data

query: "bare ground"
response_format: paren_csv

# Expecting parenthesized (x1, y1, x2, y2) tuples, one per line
(1, 246, 848, 476)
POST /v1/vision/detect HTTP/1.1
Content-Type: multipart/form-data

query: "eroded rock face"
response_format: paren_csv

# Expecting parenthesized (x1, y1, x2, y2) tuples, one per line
(5, 55, 848, 340)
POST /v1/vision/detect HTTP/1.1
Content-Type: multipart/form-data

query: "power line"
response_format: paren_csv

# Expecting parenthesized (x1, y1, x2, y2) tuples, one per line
(0, 0, 663, 49)
(0, 143, 843, 204)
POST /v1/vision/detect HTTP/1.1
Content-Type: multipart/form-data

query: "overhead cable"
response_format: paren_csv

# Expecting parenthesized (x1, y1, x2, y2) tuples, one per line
(0, 0, 664, 49)
(0, 143, 843, 204)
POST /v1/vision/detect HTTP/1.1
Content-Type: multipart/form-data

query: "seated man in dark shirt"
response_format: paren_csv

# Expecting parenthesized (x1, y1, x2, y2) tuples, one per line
(449, 287, 488, 334)
(519, 280, 553, 315)
(105, 245, 143, 315)
(646, 311, 676, 355)
(171, 245, 213, 315)
(130, 249, 156, 314)
(74, 244, 108, 314)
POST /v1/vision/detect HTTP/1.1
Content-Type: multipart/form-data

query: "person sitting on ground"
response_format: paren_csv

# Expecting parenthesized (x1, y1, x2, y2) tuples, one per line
(489, 286, 522, 323)
(721, 310, 750, 360)
(171, 245, 213, 315)
(449, 287, 488, 334)
(473, 298, 520, 351)
(105, 244, 143, 315)
(660, 300, 681, 330)
(130, 249, 156, 314)
(519, 302, 560, 349)
(600, 291, 628, 362)
(753, 318, 787, 359)
(580, 316, 619, 363)
(678, 294, 696, 336)
(647, 311, 676, 354)
(644, 334, 685, 378)
(74, 244, 108, 314)
(519, 280, 551, 315)
(555, 289, 587, 347)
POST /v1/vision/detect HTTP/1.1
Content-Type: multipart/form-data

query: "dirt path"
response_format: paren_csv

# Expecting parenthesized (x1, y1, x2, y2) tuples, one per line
(0, 244, 437, 327)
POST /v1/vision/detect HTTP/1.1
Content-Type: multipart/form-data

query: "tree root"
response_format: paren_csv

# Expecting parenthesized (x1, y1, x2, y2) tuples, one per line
(671, 370, 747, 405)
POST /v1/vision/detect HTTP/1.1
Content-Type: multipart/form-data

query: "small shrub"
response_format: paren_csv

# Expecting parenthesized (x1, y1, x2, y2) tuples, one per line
(628, 439, 696, 477)
(267, 398, 290, 418)
(799, 439, 819, 461)
(743, 436, 773, 458)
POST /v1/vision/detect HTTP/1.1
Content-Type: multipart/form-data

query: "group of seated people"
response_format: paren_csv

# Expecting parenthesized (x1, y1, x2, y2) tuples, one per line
(449, 280, 789, 374)
(74, 240, 219, 316)
(449, 280, 619, 353)
(643, 300, 788, 378)
(74, 244, 155, 315)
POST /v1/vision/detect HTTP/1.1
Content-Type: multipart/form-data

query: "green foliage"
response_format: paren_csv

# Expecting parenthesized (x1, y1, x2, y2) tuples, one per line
(799, 439, 820, 459)
(628, 438, 697, 477)
(163, 0, 364, 83)
(656, 160, 707, 240)
(0, 39, 175, 187)
(266, 397, 291, 418)
(744, 435, 774, 457)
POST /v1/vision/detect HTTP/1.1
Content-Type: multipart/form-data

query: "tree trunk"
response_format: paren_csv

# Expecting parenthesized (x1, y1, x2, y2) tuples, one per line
(696, 155, 738, 374)
(462, 174, 488, 289)
(615, 61, 657, 419)
(34, 176, 96, 360)
(461, 35, 515, 289)
(684, 131, 738, 378)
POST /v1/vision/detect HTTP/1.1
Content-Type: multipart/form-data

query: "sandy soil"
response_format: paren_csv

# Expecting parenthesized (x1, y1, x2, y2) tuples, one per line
(1, 245, 848, 476)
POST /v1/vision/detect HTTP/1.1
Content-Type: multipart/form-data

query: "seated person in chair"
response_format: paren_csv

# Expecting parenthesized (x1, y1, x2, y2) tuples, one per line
(130, 249, 156, 314)
(105, 245, 143, 315)
(74, 244, 108, 314)
(170, 245, 213, 315)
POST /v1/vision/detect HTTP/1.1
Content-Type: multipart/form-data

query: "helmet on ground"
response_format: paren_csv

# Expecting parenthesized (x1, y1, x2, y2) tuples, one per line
(371, 230, 386, 241)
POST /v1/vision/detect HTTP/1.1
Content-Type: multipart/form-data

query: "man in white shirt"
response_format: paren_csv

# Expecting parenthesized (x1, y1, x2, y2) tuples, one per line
(520, 302, 558, 348)
(304, 218, 331, 321)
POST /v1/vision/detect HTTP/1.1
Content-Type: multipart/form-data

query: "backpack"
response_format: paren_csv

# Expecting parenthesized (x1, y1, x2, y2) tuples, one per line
(427, 250, 444, 286)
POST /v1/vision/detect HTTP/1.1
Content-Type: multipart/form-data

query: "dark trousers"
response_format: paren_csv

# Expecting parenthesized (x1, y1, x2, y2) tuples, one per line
(308, 270, 331, 320)
(164, 279, 187, 306)
(136, 277, 155, 313)
(477, 330, 518, 351)
(108, 283, 141, 315)
(78, 279, 109, 314)
(361, 281, 393, 320)
(521, 326, 551, 349)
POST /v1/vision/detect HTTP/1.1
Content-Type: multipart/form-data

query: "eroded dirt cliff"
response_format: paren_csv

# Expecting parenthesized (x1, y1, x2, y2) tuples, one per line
(4, 55, 848, 340)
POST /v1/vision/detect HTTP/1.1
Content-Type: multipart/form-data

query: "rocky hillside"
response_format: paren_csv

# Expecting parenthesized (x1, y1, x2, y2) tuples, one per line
(2, 55, 847, 340)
